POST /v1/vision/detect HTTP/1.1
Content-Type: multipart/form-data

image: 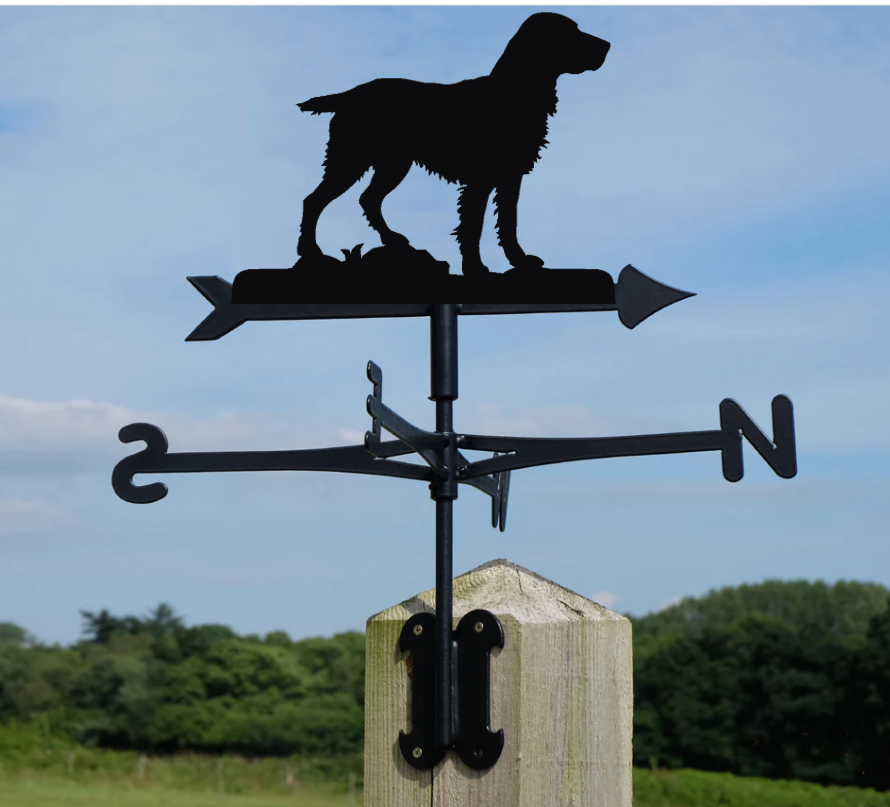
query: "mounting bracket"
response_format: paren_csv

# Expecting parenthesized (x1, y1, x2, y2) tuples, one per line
(399, 609, 505, 770)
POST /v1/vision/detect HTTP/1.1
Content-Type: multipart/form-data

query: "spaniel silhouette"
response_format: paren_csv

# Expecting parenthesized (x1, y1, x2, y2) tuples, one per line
(295, 12, 610, 277)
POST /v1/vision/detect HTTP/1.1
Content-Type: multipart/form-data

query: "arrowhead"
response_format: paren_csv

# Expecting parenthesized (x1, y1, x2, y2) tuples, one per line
(614, 265, 695, 329)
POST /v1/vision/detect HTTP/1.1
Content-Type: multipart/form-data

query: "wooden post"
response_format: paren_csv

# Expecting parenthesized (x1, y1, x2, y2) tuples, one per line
(364, 558, 633, 807)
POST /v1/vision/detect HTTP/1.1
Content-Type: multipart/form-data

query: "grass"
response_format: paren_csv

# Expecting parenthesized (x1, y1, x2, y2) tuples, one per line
(633, 768, 890, 807)
(0, 729, 362, 798)
(0, 777, 351, 807)
(3, 765, 890, 807)
(1, 723, 889, 807)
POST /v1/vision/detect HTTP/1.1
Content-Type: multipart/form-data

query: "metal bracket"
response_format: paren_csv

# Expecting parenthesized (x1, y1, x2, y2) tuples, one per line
(365, 361, 449, 478)
(364, 361, 511, 530)
(399, 609, 504, 771)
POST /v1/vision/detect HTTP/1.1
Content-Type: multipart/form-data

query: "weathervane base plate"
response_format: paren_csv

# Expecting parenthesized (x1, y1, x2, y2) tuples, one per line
(231, 266, 615, 305)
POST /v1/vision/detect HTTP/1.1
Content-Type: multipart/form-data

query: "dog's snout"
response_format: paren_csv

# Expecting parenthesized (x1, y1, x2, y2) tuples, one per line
(586, 32, 610, 54)
(593, 33, 610, 48)
(583, 31, 610, 71)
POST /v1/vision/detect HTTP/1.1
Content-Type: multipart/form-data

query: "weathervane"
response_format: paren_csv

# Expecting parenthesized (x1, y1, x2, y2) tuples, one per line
(112, 12, 797, 773)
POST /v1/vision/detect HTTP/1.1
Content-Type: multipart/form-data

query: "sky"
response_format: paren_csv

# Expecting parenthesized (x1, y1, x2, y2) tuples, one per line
(0, 4, 888, 648)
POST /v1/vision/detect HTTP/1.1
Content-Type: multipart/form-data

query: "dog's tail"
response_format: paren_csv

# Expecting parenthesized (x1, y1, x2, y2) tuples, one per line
(298, 80, 399, 115)
(297, 91, 351, 115)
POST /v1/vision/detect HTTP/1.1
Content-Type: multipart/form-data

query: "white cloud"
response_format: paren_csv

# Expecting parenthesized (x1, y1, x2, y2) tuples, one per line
(0, 392, 358, 478)
(592, 590, 619, 608)
(0, 500, 78, 537)
(338, 428, 365, 444)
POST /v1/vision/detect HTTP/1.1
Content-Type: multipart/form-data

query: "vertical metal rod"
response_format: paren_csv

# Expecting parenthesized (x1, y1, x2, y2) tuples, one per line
(430, 303, 458, 752)
(434, 499, 454, 751)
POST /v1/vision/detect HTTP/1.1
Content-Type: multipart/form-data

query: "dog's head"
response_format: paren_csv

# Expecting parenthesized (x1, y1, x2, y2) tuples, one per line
(494, 13, 610, 79)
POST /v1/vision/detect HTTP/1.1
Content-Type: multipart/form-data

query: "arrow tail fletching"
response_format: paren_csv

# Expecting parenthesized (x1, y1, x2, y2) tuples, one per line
(186, 276, 247, 341)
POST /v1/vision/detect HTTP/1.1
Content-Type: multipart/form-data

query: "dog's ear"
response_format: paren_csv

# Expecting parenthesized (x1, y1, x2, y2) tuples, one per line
(492, 13, 593, 79)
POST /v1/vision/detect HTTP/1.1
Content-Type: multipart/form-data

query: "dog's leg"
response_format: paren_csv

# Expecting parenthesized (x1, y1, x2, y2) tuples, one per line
(454, 183, 494, 276)
(494, 176, 545, 270)
(359, 159, 413, 249)
(298, 162, 369, 259)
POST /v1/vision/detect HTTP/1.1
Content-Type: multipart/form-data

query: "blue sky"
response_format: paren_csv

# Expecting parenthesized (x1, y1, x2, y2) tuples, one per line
(0, 5, 888, 647)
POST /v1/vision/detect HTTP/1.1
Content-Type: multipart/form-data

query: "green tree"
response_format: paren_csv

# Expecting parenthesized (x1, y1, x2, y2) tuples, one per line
(175, 623, 236, 658)
(634, 613, 858, 785)
(0, 622, 37, 648)
(79, 609, 143, 644)
(294, 631, 365, 706)
(630, 579, 890, 655)
(849, 595, 890, 791)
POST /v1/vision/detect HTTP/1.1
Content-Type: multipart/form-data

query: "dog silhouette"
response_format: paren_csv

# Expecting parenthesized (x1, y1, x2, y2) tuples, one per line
(296, 12, 610, 276)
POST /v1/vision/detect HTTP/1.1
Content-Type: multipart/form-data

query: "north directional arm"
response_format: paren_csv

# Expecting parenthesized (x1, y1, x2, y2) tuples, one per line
(457, 396, 796, 483)
(457, 430, 726, 478)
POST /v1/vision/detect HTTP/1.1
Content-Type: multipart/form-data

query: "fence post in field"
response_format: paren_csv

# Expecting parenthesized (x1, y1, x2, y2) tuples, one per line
(364, 558, 633, 807)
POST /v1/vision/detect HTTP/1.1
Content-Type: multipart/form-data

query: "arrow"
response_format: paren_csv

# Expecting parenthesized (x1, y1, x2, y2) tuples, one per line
(615, 264, 697, 329)
(185, 266, 694, 341)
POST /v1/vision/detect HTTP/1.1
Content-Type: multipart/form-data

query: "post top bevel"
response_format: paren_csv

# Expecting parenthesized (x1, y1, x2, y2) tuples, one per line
(367, 557, 628, 626)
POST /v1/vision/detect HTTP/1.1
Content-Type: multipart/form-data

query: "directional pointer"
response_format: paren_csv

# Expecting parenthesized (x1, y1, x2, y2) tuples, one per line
(184, 265, 694, 341)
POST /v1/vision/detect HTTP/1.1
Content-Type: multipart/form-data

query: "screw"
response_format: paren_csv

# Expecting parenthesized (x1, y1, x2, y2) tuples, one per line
(412, 747, 423, 759)
(413, 624, 423, 636)
(474, 621, 484, 633)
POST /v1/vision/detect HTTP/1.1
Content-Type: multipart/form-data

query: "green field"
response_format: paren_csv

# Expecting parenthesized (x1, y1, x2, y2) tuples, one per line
(2, 712, 888, 807)
(0, 778, 347, 807)
(3, 763, 890, 807)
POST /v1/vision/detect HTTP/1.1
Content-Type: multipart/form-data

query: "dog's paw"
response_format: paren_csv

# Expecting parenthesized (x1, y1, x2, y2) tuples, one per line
(296, 236, 325, 259)
(461, 259, 490, 277)
(381, 232, 412, 250)
(511, 254, 546, 271)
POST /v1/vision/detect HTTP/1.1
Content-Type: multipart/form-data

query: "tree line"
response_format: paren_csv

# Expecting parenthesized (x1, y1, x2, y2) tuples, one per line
(1, 580, 888, 791)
